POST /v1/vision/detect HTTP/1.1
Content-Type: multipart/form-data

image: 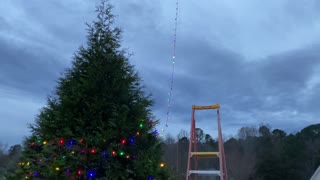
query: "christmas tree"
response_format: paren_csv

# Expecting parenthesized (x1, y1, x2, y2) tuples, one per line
(15, 1, 169, 179)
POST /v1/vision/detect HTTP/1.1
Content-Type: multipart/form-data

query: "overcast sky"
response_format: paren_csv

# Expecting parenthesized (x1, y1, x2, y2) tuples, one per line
(1, 0, 320, 146)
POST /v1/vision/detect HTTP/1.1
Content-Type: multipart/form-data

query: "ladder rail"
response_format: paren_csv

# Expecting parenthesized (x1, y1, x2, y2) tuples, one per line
(193, 115, 198, 180)
(186, 109, 194, 180)
(217, 108, 224, 180)
(218, 109, 228, 180)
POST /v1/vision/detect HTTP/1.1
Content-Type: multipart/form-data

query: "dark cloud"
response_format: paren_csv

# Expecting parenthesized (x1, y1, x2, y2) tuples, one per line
(259, 46, 319, 91)
(149, 38, 320, 135)
(284, 0, 320, 23)
(254, 44, 320, 111)
(0, 37, 65, 99)
(0, 17, 9, 30)
(303, 83, 320, 114)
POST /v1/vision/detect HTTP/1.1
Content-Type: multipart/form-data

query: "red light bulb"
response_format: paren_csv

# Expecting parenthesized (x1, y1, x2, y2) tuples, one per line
(59, 139, 64, 145)
(121, 139, 126, 144)
(91, 149, 96, 154)
(77, 170, 82, 175)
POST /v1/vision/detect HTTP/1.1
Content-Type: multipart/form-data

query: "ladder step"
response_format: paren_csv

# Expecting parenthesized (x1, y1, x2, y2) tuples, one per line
(189, 170, 220, 175)
(190, 152, 219, 157)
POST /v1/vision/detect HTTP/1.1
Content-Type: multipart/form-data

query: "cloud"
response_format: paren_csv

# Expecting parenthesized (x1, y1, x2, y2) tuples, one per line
(303, 82, 320, 115)
(150, 38, 320, 136)
(0, 88, 43, 145)
(0, 37, 65, 99)
(1, 0, 320, 146)
(176, 0, 320, 60)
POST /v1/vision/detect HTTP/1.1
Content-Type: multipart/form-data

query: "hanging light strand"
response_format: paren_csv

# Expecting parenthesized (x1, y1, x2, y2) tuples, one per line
(161, 0, 179, 134)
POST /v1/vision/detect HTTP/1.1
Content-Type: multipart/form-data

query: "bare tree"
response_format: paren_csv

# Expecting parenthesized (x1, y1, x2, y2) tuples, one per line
(165, 133, 176, 144)
(0, 142, 9, 178)
(238, 126, 258, 139)
(196, 128, 205, 143)
(177, 129, 189, 140)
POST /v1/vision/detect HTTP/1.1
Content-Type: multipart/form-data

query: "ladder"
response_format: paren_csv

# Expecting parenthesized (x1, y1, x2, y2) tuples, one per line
(186, 104, 228, 180)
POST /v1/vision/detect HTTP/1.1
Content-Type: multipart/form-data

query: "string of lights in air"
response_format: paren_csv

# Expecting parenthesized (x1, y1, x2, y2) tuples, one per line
(161, 0, 179, 135)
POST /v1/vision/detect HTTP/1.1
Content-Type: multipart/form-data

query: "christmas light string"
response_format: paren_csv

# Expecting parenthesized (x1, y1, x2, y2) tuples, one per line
(160, 0, 179, 135)
(20, 118, 159, 178)
(20, 138, 135, 178)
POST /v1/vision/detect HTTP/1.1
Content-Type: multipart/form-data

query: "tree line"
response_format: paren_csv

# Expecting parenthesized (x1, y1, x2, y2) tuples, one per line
(1, 123, 319, 179)
(0, 144, 22, 179)
(161, 123, 320, 180)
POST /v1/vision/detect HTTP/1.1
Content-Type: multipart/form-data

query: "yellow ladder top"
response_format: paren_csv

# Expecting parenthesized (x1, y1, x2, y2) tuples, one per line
(192, 104, 220, 110)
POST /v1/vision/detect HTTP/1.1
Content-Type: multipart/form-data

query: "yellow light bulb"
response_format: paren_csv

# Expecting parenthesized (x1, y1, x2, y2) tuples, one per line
(43, 141, 47, 145)
(160, 163, 165, 167)
(56, 167, 60, 171)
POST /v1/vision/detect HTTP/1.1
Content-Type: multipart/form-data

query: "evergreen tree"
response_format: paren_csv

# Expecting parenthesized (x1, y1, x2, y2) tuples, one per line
(15, 1, 168, 179)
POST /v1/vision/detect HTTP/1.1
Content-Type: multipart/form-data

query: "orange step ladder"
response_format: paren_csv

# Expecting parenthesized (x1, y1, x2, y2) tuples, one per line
(186, 104, 228, 180)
